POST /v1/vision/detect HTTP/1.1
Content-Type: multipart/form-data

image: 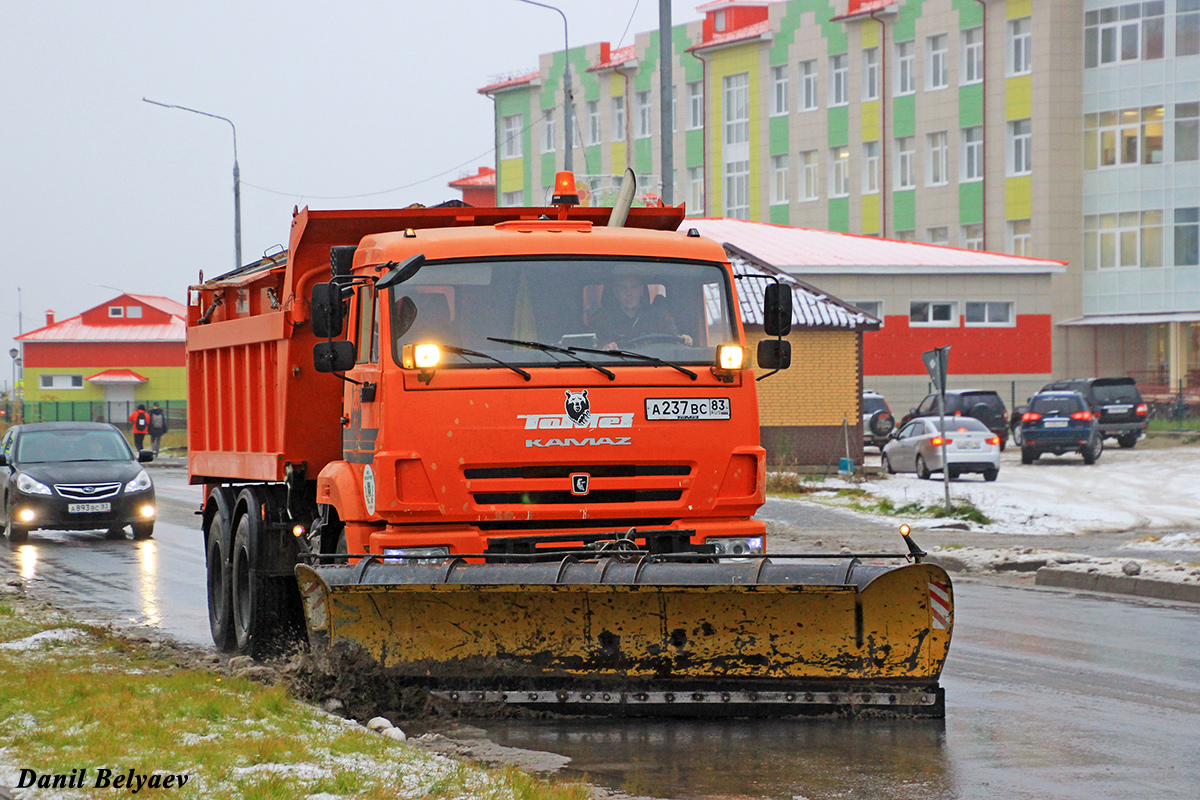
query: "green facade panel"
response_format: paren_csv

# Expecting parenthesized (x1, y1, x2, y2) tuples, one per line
(770, 115, 789, 155)
(959, 182, 983, 225)
(893, 190, 916, 232)
(828, 106, 849, 148)
(959, 84, 983, 129)
(770, 204, 791, 225)
(828, 197, 850, 232)
(893, 95, 916, 138)
(686, 129, 704, 168)
(635, 137, 653, 175)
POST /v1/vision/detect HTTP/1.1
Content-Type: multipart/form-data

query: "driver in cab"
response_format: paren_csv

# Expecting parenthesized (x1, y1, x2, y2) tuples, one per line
(593, 275, 693, 350)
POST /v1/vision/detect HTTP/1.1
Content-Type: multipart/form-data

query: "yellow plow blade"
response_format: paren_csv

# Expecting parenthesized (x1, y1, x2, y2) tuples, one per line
(296, 557, 953, 717)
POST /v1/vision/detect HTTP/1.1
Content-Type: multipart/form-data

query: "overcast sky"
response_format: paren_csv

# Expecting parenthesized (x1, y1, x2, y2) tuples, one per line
(0, 0, 701, 376)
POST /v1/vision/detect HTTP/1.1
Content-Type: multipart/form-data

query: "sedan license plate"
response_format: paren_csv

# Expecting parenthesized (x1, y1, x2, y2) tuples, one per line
(646, 398, 731, 420)
(958, 440, 981, 449)
(68, 502, 111, 513)
(1044, 419, 1069, 428)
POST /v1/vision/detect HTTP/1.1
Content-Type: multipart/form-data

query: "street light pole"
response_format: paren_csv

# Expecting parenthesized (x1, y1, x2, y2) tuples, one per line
(143, 98, 242, 269)
(516, 0, 573, 173)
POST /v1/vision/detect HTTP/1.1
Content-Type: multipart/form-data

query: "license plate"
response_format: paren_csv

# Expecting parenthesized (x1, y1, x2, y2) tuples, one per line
(645, 398, 731, 420)
(68, 502, 111, 513)
(1044, 419, 1069, 428)
(1105, 405, 1131, 414)
(958, 440, 981, 449)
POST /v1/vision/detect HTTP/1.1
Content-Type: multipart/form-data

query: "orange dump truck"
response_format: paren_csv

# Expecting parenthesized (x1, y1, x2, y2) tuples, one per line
(188, 182, 953, 717)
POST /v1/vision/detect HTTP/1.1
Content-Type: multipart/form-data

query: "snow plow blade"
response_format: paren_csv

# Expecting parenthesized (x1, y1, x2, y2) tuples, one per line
(295, 556, 953, 718)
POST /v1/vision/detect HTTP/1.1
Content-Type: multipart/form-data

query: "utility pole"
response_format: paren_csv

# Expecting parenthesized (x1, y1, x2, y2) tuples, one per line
(659, 0, 674, 204)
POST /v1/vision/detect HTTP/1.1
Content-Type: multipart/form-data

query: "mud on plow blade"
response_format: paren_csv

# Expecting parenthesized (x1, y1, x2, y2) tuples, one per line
(295, 549, 953, 719)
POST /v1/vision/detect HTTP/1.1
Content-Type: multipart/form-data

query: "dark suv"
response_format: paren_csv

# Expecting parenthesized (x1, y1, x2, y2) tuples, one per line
(1039, 378, 1148, 448)
(900, 389, 1010, 450)
(1019, 391, 1102, 465)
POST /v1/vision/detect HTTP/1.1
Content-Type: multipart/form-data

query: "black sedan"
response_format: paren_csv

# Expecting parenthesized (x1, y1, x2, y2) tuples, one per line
(0, 422, 156, 543)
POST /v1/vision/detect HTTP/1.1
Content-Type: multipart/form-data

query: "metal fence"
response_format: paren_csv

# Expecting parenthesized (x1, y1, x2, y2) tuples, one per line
(2, 400, 187, 430)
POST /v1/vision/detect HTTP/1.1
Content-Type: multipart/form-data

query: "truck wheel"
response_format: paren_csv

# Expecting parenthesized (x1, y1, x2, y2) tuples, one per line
(231, 490, 302, 658)
(206, 512, 235, 652)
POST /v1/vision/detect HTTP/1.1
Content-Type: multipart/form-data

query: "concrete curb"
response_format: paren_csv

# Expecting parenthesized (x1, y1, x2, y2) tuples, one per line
(1035, 567, 1200, 604)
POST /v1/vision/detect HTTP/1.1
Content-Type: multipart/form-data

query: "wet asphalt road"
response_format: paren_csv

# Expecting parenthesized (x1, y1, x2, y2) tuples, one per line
(2, 468, 1199, 799)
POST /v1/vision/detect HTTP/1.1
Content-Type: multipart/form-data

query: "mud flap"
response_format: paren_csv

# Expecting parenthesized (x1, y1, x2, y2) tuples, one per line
(295, 558, 953, 717)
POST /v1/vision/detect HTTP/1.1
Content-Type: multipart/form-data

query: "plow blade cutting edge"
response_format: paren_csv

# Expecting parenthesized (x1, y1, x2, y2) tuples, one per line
(295, 556, 953, 717)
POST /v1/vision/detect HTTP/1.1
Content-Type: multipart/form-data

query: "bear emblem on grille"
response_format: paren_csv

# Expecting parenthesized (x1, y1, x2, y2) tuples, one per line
(564, 389, 591, 427)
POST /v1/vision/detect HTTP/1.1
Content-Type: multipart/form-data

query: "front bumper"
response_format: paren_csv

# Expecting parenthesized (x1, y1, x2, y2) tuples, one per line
(9, 489, 156, 532)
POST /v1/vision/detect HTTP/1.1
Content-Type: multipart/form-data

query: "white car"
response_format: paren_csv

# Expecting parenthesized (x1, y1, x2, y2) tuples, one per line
(881, 416, 1000, 481)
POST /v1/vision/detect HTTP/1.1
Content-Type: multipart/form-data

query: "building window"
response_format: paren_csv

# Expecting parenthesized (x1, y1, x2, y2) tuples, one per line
(830, 146, 850, 197)
(1086, 2, 1166, 66)
(125, 306, 143, 319)
(1176, 207, 1200, 266)
(501, 190, 523, 207)
(830, 54, 848, 106)
(962, 223, 984, 251)
(714, 8, 726, 32)
(962, 27, 983, 84)
(909, 300, 958, 326)
(965, 301, 1014, 325)
(1083, 212, 1158, 269)
(1008, 219, 1031, 256)
(723, 73, 749, 146)
(611, 96, 626, 139)
(635, 91, 652, 138)
(1177, 102, 1200, 162)
(895, 40, 915, 95)
(771, 155, 789, 204)
(687, 81, 704, 129)
(108, 306, 124, 318)
(1181, 0, 1200, 57)
(927, 34, 948, 90)
(542, 110, 555, 153)
(862, 141, 879, 194)
(799, 59, 819, 110)
(863, 48, 879, 100)
(687, 166, 705, 215)
(927, 131, 948, 186)
(770, 65, 789, 115)
(1009, 119, 1032, 175)
(799, 150, 819, 201)
(1084, 106, 1166, 168)
(896, 136, 915, 189)
(927, 227, 950, 246)
(724, 160, 749, 219)
(39, 374, 85, 390)
(894, 229, 916, 242)
(1008, 17, 1031, 75)
(587, 100, 600, 146)
(851, 300, 883, 324)
(962, 126, 983, 181)
(501, 114, 523, 159)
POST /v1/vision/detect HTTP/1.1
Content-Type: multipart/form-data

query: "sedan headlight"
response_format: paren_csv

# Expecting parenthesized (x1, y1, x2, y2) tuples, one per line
(16, 474, 52, 496)
(125, 469, 153, 493)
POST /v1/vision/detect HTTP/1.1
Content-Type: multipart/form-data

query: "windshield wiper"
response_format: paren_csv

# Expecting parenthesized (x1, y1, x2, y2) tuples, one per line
(442, 345, 531, 381)
(568, 346, 697, 380)
(487, 337, 616, 380)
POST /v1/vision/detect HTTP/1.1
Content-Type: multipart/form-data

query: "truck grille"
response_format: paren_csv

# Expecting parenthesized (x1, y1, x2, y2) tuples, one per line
(466, 463, 691, 507)
(54, 482, 122, 500)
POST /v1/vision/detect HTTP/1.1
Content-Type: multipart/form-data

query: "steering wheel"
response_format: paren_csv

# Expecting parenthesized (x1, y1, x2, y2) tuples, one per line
(623, 333, 686, 347)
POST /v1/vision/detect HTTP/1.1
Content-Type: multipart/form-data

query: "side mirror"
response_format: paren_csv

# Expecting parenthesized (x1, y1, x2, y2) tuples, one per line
(0, 454, 7, 467)
(310, 283, 344, 339)
(376, 254, 426, 292)
(762, 283, 792, 337)
(757, 339, 792, 371)
(313, 340, 356, 373)
(138, 450, 155, 463)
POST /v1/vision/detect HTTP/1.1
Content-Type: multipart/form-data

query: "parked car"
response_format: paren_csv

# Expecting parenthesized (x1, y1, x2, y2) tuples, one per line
(862, 390, 895, 449)
(881, 416, 1001, 481)
(1019, 391, 1102, 465)
(1039, 377, 1148, 448)
(0, 422, 156, 544)
(900, 389, 1010, 450)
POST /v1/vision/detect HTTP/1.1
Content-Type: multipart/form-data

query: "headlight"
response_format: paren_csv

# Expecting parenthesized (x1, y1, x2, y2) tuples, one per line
(125, 469, 153, 493)
(382, 545, 450, 564)
(16, 474, 52, 496)
(716, 344, 745, 370)
(706, 536, 764, 557)
(401, 343, 441, 369)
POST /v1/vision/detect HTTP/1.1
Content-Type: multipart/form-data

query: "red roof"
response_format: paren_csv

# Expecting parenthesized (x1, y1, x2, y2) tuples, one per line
(86, 369, 149, 384)
(477, 71, 540, 95)
(16, 294, 186, 343)
(587, 45, 637, 72)
(689, 20, 771, 52)
(448, 167, 496, 188)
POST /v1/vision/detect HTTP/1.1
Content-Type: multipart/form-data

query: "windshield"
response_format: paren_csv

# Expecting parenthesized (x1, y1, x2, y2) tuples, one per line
(387, 259, 736, 368)
(931, 417, 989, 433)
(1092, 382, 1140, 403)
(17, 429, 133, 463)
(1031, 395, 1085, 415)
(863, 396, 889, 414)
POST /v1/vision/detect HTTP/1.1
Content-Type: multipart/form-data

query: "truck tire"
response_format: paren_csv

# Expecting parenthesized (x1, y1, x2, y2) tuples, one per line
(205, 497, 235, 652)
(231, 487, 303, 658)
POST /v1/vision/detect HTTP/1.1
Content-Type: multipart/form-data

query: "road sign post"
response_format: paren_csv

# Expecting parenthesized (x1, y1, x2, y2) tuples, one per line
(922, 347, 952, 512)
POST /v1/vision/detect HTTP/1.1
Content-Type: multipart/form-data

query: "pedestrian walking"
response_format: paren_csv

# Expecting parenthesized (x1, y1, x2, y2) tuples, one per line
(148, 402, 168, 455)
(129, 404, 150, 451)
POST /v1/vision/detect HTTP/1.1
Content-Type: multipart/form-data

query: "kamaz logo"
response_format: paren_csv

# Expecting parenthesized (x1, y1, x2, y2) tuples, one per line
(525, 436, 632, 448)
